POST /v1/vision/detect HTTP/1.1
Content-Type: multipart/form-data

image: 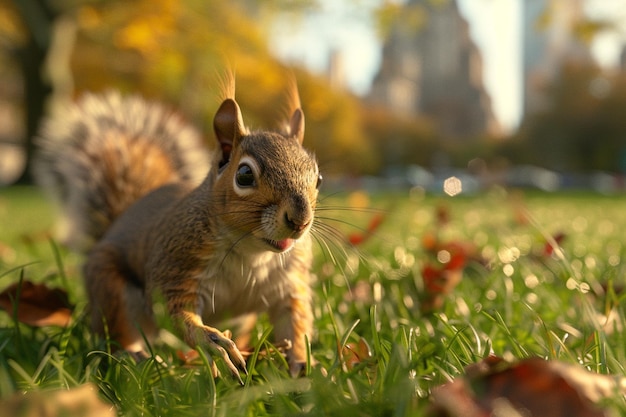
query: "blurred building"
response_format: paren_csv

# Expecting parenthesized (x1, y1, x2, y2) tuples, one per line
(368, 0, 499, 139)
(522, 0, 592, 116)
(328, 49, 346, 90)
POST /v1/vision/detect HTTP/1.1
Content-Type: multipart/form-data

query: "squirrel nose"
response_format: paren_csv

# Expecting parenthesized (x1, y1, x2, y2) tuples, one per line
(284, 195, 312, 233)
(284, 211, 311, 233)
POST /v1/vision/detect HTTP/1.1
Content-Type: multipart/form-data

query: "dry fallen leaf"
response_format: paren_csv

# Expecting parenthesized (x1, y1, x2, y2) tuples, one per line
(176, 349, 201, 364)
(543, 232, 567, 257)
(435, 204, 451, 226)
(0, 280, 73, 327)
(341, 337, 376, 383)
(420, 235, 477, 313)
(420, 266, 463, 313)
(342, 338, 373, 371)
(1, 384, 115, 417)
(429, 356, 622, 417)
(348, 213, 385, 246)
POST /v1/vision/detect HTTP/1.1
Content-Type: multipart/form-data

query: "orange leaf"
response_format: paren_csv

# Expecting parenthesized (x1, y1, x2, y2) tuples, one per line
(347, 213, 385, 246)
(348, 233, 365, 246)
(421, 265, 463, 295)
(430, 356, 611, 417)
(0, 281, 73, 327)
(176, 349, 200, 364)
(420, 265, 463, 313)
(421, 231, 438, 251)
(366, 213, 384, 233)
(544, 232, 567, 256)
(342, 338, 373, 370)
(422, 264, 445, 293)
(447, 252, 467, 271)
(422, 234, 480, 267)
(341, 338, 376, 383)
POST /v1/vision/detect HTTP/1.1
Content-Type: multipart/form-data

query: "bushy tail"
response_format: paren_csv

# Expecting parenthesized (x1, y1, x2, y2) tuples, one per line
(34, 91, 212, 251)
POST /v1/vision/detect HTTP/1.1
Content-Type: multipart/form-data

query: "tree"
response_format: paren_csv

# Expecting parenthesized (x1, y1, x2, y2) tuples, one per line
(8, 0, 59, 184)
(518, 60, 626, 173)
(1, 0, 385, 181)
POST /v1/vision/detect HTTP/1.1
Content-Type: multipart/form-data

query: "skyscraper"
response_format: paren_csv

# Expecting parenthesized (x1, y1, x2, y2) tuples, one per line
(522, 0, 592, 115)
(369, 0, 499, 138)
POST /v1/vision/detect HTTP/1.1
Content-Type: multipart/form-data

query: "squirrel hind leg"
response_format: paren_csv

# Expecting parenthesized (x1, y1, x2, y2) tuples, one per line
(231, 313, 258, 352)
(119, 284, 158, 352)
(85, 245, 157, 353)
(268, 291, 314, 377)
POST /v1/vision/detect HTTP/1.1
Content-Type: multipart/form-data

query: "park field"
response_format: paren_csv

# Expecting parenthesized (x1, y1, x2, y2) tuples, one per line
(1, 185, 626, 415)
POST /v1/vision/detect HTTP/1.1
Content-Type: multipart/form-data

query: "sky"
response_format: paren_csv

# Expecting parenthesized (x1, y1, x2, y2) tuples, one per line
(270, 0, 626, 134)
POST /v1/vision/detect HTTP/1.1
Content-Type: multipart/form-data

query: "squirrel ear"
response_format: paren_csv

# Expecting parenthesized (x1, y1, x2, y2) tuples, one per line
(289, 108, 305, 144)
(213, 98, 246, 166)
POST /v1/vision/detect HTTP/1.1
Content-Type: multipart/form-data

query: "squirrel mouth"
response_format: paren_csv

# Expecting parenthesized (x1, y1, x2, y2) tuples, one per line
(263, 238, 295, 252)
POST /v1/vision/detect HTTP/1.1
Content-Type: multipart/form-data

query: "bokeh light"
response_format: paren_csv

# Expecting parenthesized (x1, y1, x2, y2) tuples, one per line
(443, 176, 462, 196)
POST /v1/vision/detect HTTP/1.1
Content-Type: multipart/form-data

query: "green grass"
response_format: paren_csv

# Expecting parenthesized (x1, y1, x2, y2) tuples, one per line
(1, 186, 626, 415)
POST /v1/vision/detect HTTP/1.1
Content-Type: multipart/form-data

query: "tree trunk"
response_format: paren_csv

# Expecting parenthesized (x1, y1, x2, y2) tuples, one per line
(13, 0, 57, 185)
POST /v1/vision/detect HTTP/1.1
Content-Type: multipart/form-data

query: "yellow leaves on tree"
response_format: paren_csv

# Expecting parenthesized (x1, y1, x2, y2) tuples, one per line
(65, 0, 387, 174)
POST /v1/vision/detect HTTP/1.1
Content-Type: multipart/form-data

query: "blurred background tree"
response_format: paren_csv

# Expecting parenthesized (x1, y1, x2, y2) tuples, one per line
(513, 60, 626, 174)
(0, 0, 399, 183)
(1, 0, 58, 184)
(3, 0, 626, 187)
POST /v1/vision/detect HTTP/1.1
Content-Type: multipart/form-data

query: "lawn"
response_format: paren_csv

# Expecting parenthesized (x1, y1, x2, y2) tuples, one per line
(1, 185, 626, 416)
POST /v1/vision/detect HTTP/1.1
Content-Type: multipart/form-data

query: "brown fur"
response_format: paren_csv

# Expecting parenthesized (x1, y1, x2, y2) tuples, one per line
(34, 79, 320, 378)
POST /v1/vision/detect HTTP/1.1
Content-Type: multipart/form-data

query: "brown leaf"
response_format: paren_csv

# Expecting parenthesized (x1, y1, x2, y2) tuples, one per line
(430, 357, 614, 417)
(420, 266, 463, 313)
(176, 349, 200, 364)
(543, 232, 567, 256)
(0, 280, 73, 327)
(348, 213, 385, 246)
(342, 338, 373, 370)
(341, 338, 376, 383)
(1, 383, 116, 417)
(435, 204, 451, 226)
(428, 377, 489, 417)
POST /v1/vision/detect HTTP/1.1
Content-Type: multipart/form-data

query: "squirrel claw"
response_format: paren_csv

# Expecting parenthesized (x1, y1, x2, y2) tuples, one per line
(207, 329, 248, 382)
(218, 346, 246, 385)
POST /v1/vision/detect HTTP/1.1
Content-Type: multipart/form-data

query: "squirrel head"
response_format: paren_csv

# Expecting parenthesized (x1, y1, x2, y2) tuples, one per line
(211, 92, 321, 254)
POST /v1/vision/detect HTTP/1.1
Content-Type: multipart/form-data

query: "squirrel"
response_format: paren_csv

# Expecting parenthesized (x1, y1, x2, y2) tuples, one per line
(33, 75, 321, 381)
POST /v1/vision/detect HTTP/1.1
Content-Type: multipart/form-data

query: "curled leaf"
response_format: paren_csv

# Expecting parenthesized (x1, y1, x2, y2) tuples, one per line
(341, 338, 376, 383)
(0, 280, 73, 327)
(430, 356, 617, 417)
(342, 338, 373, 370)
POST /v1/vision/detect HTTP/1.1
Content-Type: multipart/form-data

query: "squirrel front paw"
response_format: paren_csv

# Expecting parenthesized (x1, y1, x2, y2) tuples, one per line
(177, 312, 248, 383)
(200, 326, 248, 384)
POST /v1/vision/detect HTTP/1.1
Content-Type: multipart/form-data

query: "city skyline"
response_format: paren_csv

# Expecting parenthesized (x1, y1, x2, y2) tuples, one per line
(270, 0, 626, 134)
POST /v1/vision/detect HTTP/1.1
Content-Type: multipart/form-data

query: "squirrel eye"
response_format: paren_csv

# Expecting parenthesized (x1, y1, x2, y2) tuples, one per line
(235, 163, 256, 187)
(316, 173, 323, 189)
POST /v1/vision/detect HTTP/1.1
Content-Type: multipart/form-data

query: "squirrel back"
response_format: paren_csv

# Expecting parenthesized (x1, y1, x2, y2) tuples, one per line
(34, 92, 212, 251)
